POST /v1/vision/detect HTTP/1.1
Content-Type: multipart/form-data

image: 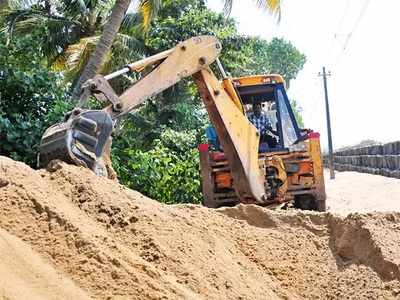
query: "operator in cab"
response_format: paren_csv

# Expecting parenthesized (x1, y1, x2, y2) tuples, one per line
(247, 101, 278, 150)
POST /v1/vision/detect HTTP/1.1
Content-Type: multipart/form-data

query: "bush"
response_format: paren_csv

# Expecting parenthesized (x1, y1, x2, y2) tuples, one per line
(0, 33, 73, 166)
(0, 98, 74, 166)
(112, 128, 203, 204)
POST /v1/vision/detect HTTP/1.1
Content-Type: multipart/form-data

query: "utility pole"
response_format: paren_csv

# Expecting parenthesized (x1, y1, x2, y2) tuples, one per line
(319, 67, 335, 179)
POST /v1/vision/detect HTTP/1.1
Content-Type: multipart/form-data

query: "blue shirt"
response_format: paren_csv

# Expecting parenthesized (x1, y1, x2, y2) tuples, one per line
(247, 112, 272, 134)
(205, 125, 220, 150)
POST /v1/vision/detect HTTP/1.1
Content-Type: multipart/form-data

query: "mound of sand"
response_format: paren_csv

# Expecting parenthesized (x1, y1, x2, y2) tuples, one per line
(0, 156, 399, 299)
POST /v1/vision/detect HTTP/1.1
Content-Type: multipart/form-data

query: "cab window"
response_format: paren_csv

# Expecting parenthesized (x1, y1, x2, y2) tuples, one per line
(277, 88, 298, 147)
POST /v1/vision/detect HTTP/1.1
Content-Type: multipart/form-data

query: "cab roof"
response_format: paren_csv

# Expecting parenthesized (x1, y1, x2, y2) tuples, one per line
(231, 74, 285, 87)
(230, 75, 286, 105)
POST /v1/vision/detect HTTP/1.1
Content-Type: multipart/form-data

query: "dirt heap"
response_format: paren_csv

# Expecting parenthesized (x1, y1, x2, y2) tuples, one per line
(0, 156, 399, 300)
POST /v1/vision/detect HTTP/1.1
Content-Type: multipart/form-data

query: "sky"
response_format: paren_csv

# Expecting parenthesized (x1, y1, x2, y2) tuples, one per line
(206, 0, 400, 150)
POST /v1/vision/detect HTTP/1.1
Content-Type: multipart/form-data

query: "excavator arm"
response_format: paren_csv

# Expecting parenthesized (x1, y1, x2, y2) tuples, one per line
(193, 69, 266, 203)
(38, 35, 267, 203)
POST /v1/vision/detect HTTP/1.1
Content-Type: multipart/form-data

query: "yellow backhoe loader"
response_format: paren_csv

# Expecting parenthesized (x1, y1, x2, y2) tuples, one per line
(38, 35, 326, 211)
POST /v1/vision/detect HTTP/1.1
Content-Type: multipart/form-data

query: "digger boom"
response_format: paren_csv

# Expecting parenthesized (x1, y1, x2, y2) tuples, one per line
(39, 35, 269, 203)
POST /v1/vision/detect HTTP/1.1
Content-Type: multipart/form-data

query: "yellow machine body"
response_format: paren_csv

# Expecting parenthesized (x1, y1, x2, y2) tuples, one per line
(198, 74, 326, 211)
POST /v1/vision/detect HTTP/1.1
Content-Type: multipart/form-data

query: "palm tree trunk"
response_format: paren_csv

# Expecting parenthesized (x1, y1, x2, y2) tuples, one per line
(72, 0, 131, 103)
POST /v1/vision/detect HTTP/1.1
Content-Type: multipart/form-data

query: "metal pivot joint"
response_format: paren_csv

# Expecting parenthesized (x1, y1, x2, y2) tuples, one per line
(81, 75, 123, 112)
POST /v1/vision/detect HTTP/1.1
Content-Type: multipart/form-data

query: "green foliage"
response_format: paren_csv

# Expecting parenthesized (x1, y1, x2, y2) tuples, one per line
(0, 112, 42, 164)
(112, 128, 203, 204)
(0, 33, 73, 166)
(244, 37, 306, 84)
(145, 0, 252, 77)
(263, 37, 306, 85)
(147, 1, 235, 50)
(0, 31, 65, 116)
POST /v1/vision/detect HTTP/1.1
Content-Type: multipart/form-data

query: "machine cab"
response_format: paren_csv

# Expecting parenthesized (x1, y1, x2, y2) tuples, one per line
(233, 74, 305, 152)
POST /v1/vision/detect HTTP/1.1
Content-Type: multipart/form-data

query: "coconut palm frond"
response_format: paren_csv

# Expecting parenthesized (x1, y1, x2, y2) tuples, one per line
(6, 0, 36, 10)
(12, 16, 47, 34)
(1, 6, 81, 45)
(66, 33, 147, 77)
(94, 0, 115, 14)
(223, 0, 281, 21)
(115, 33, 147, 54)
(51, 53, 68, 71)
(42, 16, 82, 64)
(101, 33, 147, 74)
(57, 0, 88, 19)
(51, 34, 117, 82)
(63, 36, 99, 73)
(1, 2, 83, 60)
(0, 9, 29, 42)
(98, 46, 114, 74)
(256, 0, 281, 21)
(55, 33, 145, 91)
(137, 0, 161, 31)
(120, 11, 140, 34)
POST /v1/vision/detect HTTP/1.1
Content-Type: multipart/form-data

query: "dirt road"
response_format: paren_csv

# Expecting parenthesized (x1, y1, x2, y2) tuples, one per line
(325, 170, 400, 215)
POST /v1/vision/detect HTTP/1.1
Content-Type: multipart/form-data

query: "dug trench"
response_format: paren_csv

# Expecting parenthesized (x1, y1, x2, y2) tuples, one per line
(0, 155, 399, 299)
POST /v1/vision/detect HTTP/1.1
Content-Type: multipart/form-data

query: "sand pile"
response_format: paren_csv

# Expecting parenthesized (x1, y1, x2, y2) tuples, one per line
(0, 155, 399, 299)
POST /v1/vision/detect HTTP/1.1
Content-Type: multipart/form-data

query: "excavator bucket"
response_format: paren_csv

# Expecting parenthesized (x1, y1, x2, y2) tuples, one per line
(38, 109, 113, 176)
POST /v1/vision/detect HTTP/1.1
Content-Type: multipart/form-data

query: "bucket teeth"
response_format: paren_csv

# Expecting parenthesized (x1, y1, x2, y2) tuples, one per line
(38, 110, 113, 174)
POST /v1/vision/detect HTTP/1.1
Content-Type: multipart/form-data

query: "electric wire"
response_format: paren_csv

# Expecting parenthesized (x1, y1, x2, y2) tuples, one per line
(332, 0, 371, 68)
(335, 0, 351, 35)
(325, 0, 350, 66)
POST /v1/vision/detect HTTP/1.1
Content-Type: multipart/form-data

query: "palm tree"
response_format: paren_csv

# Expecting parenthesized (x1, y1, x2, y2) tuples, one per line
(72, 0, 131, 100)
(1, 1, 111, 65)
(1, 0, 160, 99)
(72, 0, 160, 101)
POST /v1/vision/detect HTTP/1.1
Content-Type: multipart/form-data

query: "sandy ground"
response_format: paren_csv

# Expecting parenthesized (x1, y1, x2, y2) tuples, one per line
(0, 156, 400, 299)
(0, 229, 90, 300)
(325, 169, 400, 215)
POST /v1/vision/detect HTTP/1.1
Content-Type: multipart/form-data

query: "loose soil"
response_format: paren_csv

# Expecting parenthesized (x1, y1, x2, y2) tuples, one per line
(0, 156, 399, 299)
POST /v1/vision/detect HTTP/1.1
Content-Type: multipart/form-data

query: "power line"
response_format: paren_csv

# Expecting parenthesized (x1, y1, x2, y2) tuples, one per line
(333, 0, 371, 66)
(335, 0, 351, 36)
(324, 0, 350, 66)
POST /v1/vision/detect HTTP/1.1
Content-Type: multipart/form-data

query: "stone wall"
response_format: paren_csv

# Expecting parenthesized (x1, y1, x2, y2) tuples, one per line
(324, 141, 400, 178)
